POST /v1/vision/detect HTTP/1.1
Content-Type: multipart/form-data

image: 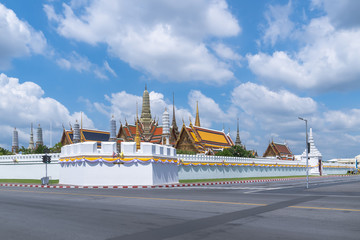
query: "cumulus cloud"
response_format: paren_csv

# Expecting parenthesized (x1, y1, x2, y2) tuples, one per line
(0, 3, 47, 69)
(313, 109, 360, 132)
(263, 0, 294, 46)
(0, 73, 93, 147)
(232, 82, 317, 117)
(248, 16, 360, 91)
(44, 0, 240, 84)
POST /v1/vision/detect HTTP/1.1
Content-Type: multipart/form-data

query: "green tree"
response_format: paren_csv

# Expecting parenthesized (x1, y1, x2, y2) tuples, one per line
(34, 144, 50, 154)
(50, 142, 62, 153)
(19, 146, 34, 155)
(0, 147, 12, 155)
(215, 145, 255, 158)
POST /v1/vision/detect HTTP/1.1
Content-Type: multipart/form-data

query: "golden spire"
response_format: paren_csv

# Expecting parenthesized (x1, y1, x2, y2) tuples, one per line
(135, 120, 140, 151)
(195, 101, 200, 127)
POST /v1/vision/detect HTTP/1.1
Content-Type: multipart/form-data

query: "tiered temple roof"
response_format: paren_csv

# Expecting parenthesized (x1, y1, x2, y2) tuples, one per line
(263, 141, 294, 160)
(175, 123, 234, 154)
(60, 129, 110, 148)
(117, 119, 164, 144)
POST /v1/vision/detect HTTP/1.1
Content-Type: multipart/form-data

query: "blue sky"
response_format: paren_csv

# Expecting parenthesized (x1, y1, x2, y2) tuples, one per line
(1, 0, 360, 160)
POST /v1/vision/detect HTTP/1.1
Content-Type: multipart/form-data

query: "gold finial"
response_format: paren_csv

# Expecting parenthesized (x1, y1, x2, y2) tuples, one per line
(195, 101, 200, 127)
(135, 120, 140, 151)
(189, 116, 192, 126)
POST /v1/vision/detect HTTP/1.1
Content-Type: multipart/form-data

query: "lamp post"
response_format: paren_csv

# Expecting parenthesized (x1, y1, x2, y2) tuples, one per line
(298, 117, 309, 189)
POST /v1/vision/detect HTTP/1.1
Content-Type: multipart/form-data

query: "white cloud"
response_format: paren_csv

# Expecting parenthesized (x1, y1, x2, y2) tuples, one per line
(56, 52, 113, 79)
(313, 109, 360, 132)
(230, 82, 318, 151)
(311, 0, 360, 29)
(212, 43, 242, 61)
(44, 0, 240, 84)
(0, 3, 47, 69)
(248, 16, 360, 91)
(229, 82, 360, 159)
(188, 90, 237, 128)
(0, 73, 94, 147)
(104, 61, 117, 77)
(232, 82, 317, 117)
(263, 1, 294, 46)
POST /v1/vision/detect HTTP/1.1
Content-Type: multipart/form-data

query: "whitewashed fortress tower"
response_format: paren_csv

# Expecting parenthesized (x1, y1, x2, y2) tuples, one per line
(301, 128, 323, 175)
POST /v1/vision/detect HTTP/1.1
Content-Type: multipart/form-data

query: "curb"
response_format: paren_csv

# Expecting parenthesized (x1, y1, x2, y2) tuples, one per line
(0, 175, 351, 189)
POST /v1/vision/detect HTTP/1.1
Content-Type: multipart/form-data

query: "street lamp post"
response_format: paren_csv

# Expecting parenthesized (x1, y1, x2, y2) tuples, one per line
(298, 117, 309, 189)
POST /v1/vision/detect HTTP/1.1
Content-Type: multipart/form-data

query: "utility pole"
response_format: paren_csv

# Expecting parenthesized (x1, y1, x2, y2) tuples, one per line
(299, 117, 309, 189)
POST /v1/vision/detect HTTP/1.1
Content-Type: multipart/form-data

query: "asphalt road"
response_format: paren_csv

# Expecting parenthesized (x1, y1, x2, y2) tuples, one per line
(1, 176, 359, 240)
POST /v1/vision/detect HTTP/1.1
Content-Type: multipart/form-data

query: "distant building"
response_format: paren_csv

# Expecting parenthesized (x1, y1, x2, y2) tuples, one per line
(263, 141, 294, 160)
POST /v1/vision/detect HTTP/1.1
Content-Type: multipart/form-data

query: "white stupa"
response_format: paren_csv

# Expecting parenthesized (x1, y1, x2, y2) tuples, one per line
(301, 128, 323, 175)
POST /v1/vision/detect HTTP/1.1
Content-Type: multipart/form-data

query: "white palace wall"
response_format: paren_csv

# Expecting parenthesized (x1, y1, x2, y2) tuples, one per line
(0, 153, 60, 180)
(177, 154, 353, 180)
(0, 144, 355, 184)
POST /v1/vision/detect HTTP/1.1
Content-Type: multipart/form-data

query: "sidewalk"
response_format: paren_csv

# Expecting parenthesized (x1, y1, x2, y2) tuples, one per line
(0, 174, 351, 189)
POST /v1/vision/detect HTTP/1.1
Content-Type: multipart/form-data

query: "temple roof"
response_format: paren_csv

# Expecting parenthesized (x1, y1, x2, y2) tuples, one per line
(61, 129, 110, 147)
(117, 121, 163, 144)
(272, 142, 292, 154)
(176, 124, 234, 153)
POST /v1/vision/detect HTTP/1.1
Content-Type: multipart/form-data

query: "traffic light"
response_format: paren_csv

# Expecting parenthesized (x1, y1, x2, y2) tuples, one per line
(42, 154, 51, 164)
(307, 142, 310, 153)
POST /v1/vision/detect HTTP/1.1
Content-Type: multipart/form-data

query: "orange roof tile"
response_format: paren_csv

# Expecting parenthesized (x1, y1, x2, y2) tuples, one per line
(153, 127, 163, 136)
